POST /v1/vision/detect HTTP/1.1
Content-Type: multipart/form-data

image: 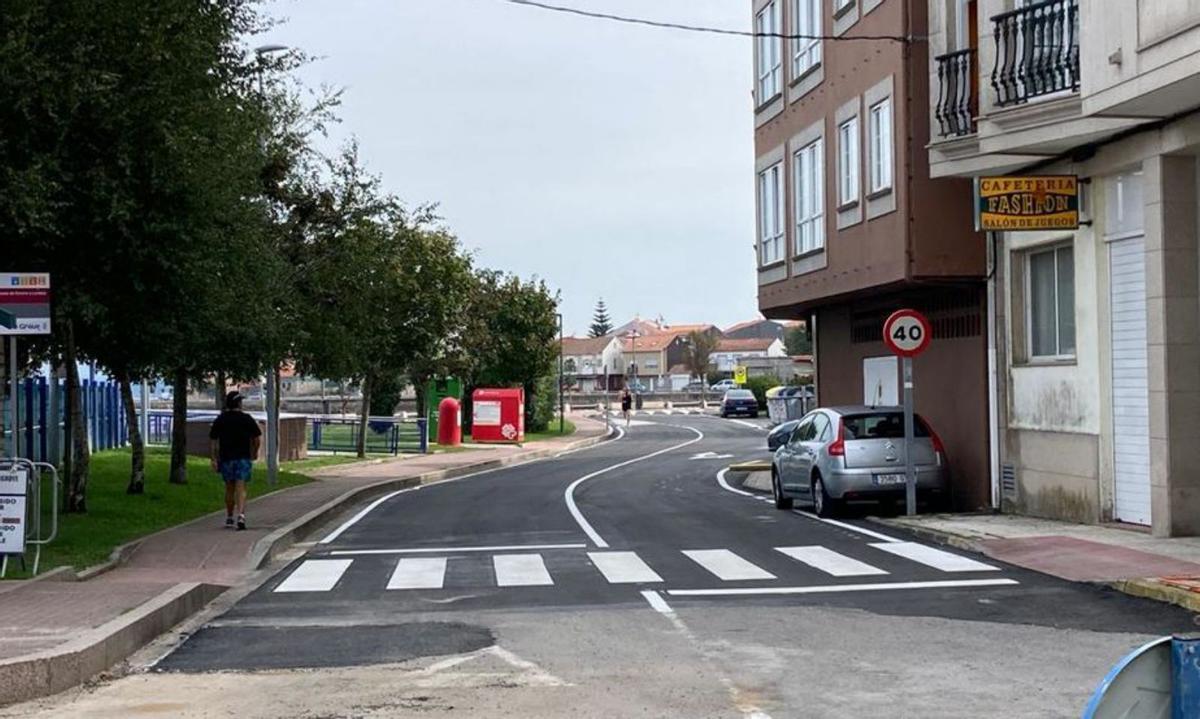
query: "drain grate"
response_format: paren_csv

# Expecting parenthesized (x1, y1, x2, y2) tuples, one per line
(1001, 463, 1017, 497)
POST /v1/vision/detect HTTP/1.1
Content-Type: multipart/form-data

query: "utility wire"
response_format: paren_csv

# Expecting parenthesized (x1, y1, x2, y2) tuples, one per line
(499, 0, 915, 43)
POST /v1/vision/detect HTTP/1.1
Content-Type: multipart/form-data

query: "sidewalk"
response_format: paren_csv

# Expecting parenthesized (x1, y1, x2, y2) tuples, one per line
(876, 512, 1200, 611)
(0, 415, 610, 706)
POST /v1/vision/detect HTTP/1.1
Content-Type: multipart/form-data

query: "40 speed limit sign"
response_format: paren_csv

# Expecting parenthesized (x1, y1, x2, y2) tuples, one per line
(882, 309, 931, 357)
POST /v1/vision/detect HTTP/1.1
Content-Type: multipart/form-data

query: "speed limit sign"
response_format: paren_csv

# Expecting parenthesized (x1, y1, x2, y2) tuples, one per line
(882, 309, 931, 357)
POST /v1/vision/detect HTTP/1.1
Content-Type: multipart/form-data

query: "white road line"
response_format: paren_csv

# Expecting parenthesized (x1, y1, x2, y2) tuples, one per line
(716, 467, 758, 498)
(775, 546, 888, 577)
(588, 551, 663, 583)
(792, 510, 904, 543)
(565, 425, 704, 548)
(386, 557, 447, 590)
(683, 549, 776, 581)
(729, 419, 767, 431)
(870, 541, 1000, 572)
(493, 554, 554, 587)
(641, 589, 674, 614)
(330, 543, 586, 556)
(274, 559, 353, 593)
(666, 578, 1018, 597)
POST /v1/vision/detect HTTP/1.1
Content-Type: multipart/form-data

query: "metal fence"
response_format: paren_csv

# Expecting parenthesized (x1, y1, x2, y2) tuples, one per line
(2, 378, 128, 463)
(309, 416, 427, 455)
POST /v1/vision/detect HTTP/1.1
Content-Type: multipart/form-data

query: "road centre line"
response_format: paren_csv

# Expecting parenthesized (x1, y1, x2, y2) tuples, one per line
(319, 425, 621, 544)
(565, 424, 704, 548)
(330, 543, 587, 556)
(666, 578, 1019, 597)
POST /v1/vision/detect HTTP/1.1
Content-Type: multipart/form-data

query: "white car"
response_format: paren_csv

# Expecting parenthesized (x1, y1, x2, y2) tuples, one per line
(710, 379, 738, 393)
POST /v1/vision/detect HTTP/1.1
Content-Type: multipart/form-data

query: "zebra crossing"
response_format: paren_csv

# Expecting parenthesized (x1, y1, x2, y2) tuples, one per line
(270, 541, 1014, 596)
(588, 408, 714, 419)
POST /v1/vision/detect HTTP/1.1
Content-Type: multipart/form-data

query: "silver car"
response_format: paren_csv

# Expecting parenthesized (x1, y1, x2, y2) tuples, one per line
(770, 406, 948, 517)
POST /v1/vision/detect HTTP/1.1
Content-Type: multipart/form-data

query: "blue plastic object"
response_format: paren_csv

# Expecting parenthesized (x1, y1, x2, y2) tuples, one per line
(1172, 637, 1200, 719)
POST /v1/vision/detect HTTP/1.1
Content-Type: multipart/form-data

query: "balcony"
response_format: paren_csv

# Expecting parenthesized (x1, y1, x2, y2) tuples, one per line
(991, 0, 1079, 107)
(935, 49, 977, 138)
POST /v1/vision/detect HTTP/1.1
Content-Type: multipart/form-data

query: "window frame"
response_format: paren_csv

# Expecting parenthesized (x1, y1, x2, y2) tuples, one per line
(758, 161, 785, 266)
(755, 1, 782, 103)
(793, 138, 825, 256)
(837, 116, 860, 207)
(1025, 242, 1076, 361)
(868, 98, 893, 194)
(790, 0, 822, 78)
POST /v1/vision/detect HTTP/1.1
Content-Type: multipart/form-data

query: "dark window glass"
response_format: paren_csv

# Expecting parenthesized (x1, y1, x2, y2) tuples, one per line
(841, 413, 930, 440)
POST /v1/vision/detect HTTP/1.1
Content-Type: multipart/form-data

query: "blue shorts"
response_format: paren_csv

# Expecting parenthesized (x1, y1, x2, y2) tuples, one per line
(218, 459, 253, 483)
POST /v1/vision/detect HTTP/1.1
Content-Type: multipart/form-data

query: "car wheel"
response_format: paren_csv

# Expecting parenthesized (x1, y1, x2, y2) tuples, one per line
(812, 474, 838, 518)
(750, 412, 759, 418)
(772, 470, 793, 510)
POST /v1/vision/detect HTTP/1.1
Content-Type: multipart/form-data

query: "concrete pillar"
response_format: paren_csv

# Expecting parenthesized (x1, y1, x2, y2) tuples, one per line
(1145, 155, 1200, 537)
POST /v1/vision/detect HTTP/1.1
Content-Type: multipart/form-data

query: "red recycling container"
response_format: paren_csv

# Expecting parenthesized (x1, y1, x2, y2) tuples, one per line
(471, 388, 525, 444)
(437, 397, 461, 446)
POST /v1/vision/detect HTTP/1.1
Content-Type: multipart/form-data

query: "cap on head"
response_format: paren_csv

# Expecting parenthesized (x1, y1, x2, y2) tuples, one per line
(225, 390, 244, 410)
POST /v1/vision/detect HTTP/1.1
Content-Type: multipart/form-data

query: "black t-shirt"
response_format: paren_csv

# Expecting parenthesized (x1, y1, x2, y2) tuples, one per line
(208, 410, 263, 462)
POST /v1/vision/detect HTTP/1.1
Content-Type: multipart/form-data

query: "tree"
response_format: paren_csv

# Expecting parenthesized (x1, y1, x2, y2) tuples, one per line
(785, 324, 813, 355)
(589, 298, 613, 337)
(682, 330, 719, 406)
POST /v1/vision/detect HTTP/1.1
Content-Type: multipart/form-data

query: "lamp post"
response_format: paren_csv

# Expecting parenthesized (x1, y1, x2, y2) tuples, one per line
(254, 43, 287, 484)
(557, 312, 564, 434)
(625, 329, 641, 390)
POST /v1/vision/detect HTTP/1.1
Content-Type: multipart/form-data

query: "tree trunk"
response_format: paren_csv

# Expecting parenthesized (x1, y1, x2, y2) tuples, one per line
(356, 373, 371, 459)
(169, 368, 189, 485)
(119, 372, 145, 495)
(63, 322, 90, 513)
(214, 370, 225, 409)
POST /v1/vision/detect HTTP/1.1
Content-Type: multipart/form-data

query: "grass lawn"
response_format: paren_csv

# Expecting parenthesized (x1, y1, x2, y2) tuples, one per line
(2, 447, 322, 580)
(521, 418, 577, 443)
(311, 422, 422, 454)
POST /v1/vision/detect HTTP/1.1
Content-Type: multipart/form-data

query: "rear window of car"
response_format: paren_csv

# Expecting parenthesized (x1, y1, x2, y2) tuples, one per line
(841, 412, 930, 439)
(726, 390, 754, 398)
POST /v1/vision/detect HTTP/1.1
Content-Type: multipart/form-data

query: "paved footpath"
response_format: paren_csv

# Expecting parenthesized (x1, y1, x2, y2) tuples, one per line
(0, 417, 607, 704)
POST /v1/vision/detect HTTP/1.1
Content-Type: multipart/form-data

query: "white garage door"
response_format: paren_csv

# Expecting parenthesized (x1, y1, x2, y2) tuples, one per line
(1110, 236, 1150, 525)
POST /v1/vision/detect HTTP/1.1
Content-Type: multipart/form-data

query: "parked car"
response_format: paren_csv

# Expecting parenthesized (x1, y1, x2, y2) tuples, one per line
(719, 389, 759, 418)
(682, 380, 706, 392)
(625, 380, 649, 393)
(710, 378, 737, 393)
(770, 406, 948, 517)
(767, 419, 800, 451)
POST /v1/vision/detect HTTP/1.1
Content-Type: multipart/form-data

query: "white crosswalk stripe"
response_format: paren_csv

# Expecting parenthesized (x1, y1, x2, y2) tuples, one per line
(588, 551, 663, 583)
(683, 549, 775, 581)
(387, 557, 447, 590)
(493, 554, 554, 586)
(776, 546, 888, 577)
(275, 559, 353, 593)
(870, 541, 1000, 572)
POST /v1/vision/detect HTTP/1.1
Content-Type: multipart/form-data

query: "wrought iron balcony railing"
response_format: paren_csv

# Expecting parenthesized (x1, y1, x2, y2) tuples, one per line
(991, 0, 1079, 107)
(935, 49, 977, 137)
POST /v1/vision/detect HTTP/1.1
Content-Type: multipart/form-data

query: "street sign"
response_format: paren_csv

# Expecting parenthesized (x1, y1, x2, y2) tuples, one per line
(733, 366, 747, 385)
(882, 309, 932, 517)
(0, 273, 51, 335)
(882, 309, 931, 358)
(976, 175, 1079, 231)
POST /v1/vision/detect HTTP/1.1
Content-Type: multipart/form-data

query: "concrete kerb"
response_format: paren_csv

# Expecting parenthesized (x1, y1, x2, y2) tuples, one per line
(249, 427, 614, 570)
(0, 581, 224, 707)
(869, 515, 1200, 612)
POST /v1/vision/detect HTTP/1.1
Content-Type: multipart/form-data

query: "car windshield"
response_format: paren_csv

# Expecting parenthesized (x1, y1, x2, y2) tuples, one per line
(841, 412, 931, 439)
(726, 390, 754, 398)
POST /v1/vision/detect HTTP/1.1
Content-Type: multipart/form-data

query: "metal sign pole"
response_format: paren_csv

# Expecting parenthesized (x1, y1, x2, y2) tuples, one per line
(903, 356, 916, 516)
(8, 337, 17, 459)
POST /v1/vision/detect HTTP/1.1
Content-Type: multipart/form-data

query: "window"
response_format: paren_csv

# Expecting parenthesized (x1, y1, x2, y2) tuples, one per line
(835, 0, 854, 11)
(811, 413, 830, 442)
(1027, 244, 1075, 358)
(868, 98, 893, 193)
(793, 139, 824, 254)
(758, 162, 784, 265)
(837, 117, 859, 206)
(791, 0, 821, 76)
(755, 2, 782, 101)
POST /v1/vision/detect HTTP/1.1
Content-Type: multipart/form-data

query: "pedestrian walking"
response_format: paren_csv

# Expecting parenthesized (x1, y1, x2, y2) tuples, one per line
(209, 390, 262, 531)
(620, 387, 633, 427)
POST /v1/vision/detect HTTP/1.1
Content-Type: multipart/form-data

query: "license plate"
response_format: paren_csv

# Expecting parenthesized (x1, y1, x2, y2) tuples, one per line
(874, 474, 906, 486)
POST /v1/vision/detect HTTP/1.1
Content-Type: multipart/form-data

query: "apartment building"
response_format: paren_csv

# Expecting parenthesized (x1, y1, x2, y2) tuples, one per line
(925, 0, 1200, 535)
(752, 0, 990, 508)
(561, 336, 623, 392)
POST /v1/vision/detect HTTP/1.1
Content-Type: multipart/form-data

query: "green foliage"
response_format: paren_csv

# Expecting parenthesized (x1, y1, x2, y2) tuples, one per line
(785, 324, 813, 355)
(682, 330, 719, 382)
(369, 374, 403, 416)
(744, 375, 783, 406)
(529, 374, 559, 433)
(589, 298, 613, 337)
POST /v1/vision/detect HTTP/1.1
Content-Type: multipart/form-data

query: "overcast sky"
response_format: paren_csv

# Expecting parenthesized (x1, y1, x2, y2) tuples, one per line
(261, 0, 757, 336)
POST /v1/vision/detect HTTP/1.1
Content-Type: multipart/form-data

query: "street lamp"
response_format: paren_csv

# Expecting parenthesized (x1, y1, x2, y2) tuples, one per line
(557, 312, 564, 435)
(625, 329, 641, 389)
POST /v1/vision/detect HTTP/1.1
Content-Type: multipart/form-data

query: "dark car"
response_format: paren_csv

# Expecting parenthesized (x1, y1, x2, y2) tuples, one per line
(767, 419, 800, 451)
(720, 389, 759, 418)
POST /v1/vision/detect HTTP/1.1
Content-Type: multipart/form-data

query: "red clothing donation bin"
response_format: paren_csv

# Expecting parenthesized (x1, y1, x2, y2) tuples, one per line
(471, 388, 524, 443)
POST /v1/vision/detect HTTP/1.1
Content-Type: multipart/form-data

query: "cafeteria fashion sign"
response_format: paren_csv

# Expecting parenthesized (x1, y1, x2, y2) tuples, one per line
(976, 175, 1079, 231)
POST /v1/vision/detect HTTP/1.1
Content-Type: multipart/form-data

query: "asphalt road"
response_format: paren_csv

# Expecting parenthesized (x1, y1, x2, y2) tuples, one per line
(11, 415, 1198, 718)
